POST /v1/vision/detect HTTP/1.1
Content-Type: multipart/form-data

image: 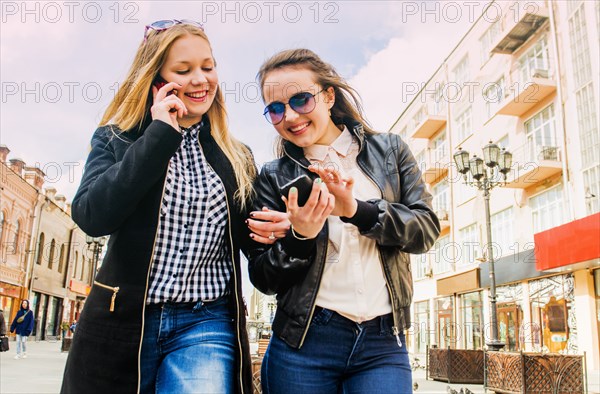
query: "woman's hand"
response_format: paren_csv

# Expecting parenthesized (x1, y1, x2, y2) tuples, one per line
(150, 82, 188, 131)
(309, 165, 357, 218)
(247, 207, 291, 245)
(284, 178, 335, 239)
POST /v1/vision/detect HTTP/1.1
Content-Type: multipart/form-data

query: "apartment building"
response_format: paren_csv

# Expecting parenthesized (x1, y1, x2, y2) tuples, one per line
(389, 0, 600, 373)
(0, 145, 92, 339)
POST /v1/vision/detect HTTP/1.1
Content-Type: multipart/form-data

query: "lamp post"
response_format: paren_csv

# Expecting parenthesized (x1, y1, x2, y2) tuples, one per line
(85, 235, 107, 280)
(453, 141, 512, 351)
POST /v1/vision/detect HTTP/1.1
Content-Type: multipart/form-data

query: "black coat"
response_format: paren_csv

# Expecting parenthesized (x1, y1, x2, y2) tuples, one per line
(248, 120, 440, 348)
(61, 119, 253, 393)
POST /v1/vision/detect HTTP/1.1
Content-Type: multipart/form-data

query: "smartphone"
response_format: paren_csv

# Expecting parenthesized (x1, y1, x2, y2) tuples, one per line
(280, 175, 314, 207)
(153, 75, 176, 96)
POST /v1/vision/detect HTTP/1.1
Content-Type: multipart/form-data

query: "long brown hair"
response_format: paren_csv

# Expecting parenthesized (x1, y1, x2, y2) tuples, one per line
(100, 24, 255, 207)
(256, 48, 376, 157)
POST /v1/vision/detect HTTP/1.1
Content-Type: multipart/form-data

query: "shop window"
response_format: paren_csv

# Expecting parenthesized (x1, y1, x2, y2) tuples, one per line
(496, 283, 524, 351)
(412, 301, 430, 354)
(435, 296, 456, 349)
(461, 291, 483, 349)
(529, 274, 576, 353)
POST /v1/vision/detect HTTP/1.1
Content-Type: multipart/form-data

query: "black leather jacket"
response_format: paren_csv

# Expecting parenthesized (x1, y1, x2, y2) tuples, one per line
(248, 120, 440, 349)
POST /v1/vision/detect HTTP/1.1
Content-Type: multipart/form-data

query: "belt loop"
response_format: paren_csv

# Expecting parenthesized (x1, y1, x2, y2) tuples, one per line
(192, 300, 203, 313)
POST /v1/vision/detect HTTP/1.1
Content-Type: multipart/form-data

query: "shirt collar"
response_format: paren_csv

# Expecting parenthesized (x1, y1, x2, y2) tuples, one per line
(304, 125, 353, 162)
(180, 120, 204, 139)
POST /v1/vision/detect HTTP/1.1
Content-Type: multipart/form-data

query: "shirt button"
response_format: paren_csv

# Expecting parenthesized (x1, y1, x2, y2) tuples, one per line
(358, 289, 364, 294)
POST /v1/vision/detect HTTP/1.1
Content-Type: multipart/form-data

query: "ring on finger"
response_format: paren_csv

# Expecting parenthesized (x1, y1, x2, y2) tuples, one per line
(268, 231, 276, 240)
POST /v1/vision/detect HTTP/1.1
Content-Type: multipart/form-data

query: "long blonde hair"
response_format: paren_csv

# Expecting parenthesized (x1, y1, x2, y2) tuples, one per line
(256, 48, 376, 157)
(101, 24, 255, 207)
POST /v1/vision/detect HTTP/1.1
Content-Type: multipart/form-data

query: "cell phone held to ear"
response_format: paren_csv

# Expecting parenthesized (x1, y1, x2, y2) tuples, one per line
(280, 175, 314, 207)
(153, 75, 176, 97)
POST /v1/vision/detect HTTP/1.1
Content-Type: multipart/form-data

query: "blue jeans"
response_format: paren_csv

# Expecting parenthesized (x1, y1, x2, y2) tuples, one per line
(16, 334, 27, 355)
(262, 307, 412, 394)
(140, 297, 236, 393)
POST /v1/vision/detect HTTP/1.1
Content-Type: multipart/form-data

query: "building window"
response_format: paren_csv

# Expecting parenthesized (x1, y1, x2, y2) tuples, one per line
(431, 180, 449, 215)
(461, 291, 483, 350)
(455, 106, 472, 143)
(484, 76, 505, 119)
(517, 38, 550, 83)
(435, 296, 455, 349)
(480, 21, 500, 64)
(433, 235, 451, 274)
(576, 83, 599, 169)
(36, 233, 45, 265)
(413, 301, 430, 354)
(73, 252, 78, 278)
(432, 131, 448, 164)
(584, 165, 600, 214)
(58, 244, 66, 273)
(433, 83, 446, 116)
(48, 239, 56, 269)
(568, 4, 592, 88)
(412, 253, 429, 280)
(530, 185, 564, 233)
(459, 223, 479, 265)
(453, 55, 470, 87)
(0, 211, 4, 244)
(491, 207, 514, 257)
(12, 220, 20, 252)
(529, 274, 576, 353)
(525, 104, 557, 162)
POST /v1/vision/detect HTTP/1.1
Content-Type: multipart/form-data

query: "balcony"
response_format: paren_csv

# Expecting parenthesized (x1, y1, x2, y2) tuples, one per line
(497, 67, 556, 117)
(410, 102, 447, 139)
(435, 209, 451, 232)
(416, 147, 450, 184)
(491, 2, 549, 54)
(504, 143, 562, 188)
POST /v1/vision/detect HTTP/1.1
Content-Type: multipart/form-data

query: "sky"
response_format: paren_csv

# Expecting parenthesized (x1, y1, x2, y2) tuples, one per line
(1, 0, 487, 199)
(2, 1, 484, 294)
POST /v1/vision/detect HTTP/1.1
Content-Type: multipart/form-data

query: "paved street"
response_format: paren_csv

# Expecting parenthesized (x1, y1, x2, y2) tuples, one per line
(0, 340, 597, 393)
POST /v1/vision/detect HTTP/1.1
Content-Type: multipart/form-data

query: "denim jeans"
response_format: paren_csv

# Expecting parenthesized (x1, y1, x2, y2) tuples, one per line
(262, 307, 412, 394)
(140, 297, 236, 393)
(15, 334, 28, 356)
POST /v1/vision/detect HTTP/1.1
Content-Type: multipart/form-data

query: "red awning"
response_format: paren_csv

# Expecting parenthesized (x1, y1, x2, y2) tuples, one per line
(534, 213, 600, 270)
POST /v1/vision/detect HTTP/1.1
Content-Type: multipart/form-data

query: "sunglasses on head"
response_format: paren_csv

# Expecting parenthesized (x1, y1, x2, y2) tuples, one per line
(144, 19, 204, 41)
(263, 89, 326, 125)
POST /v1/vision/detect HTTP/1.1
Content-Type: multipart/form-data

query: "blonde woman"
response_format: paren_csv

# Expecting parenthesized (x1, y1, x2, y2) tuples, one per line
(61, 21, 286, 393)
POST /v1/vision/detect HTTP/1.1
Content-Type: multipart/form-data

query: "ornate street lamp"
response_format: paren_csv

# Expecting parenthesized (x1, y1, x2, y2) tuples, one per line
(86, 235, 107, 280)
(453, 141, 512, 351)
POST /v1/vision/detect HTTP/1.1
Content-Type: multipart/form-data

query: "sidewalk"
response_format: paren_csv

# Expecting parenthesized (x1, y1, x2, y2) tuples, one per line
(0, 340, 597, 393)
(0, 340, 67, 393)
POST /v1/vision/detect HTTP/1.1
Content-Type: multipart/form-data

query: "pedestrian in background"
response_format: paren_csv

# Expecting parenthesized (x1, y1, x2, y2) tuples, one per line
(10, 300, 34, 360)
(248, 48, 440, 393)
(0, 309, 6, 337)
(69, 320, 77, 334)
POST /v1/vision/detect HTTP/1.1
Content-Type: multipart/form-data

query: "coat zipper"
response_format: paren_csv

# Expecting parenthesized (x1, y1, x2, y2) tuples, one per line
(93, 281, 120, 312)
(198, 141, 246, 394)
(136, 172, 169, 394)
(355, 147, 403, 348)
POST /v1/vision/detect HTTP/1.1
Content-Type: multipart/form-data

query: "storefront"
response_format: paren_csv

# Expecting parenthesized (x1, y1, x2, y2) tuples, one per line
(31, 291, 63, 340)
(0, 281, 21, 328)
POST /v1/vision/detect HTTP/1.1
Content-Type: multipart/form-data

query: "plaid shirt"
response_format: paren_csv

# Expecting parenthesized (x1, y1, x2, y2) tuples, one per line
(146, 121, 231, 304)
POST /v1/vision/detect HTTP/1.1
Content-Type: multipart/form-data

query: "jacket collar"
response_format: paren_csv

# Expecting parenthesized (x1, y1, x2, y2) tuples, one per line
(282, 118, 366, 168)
